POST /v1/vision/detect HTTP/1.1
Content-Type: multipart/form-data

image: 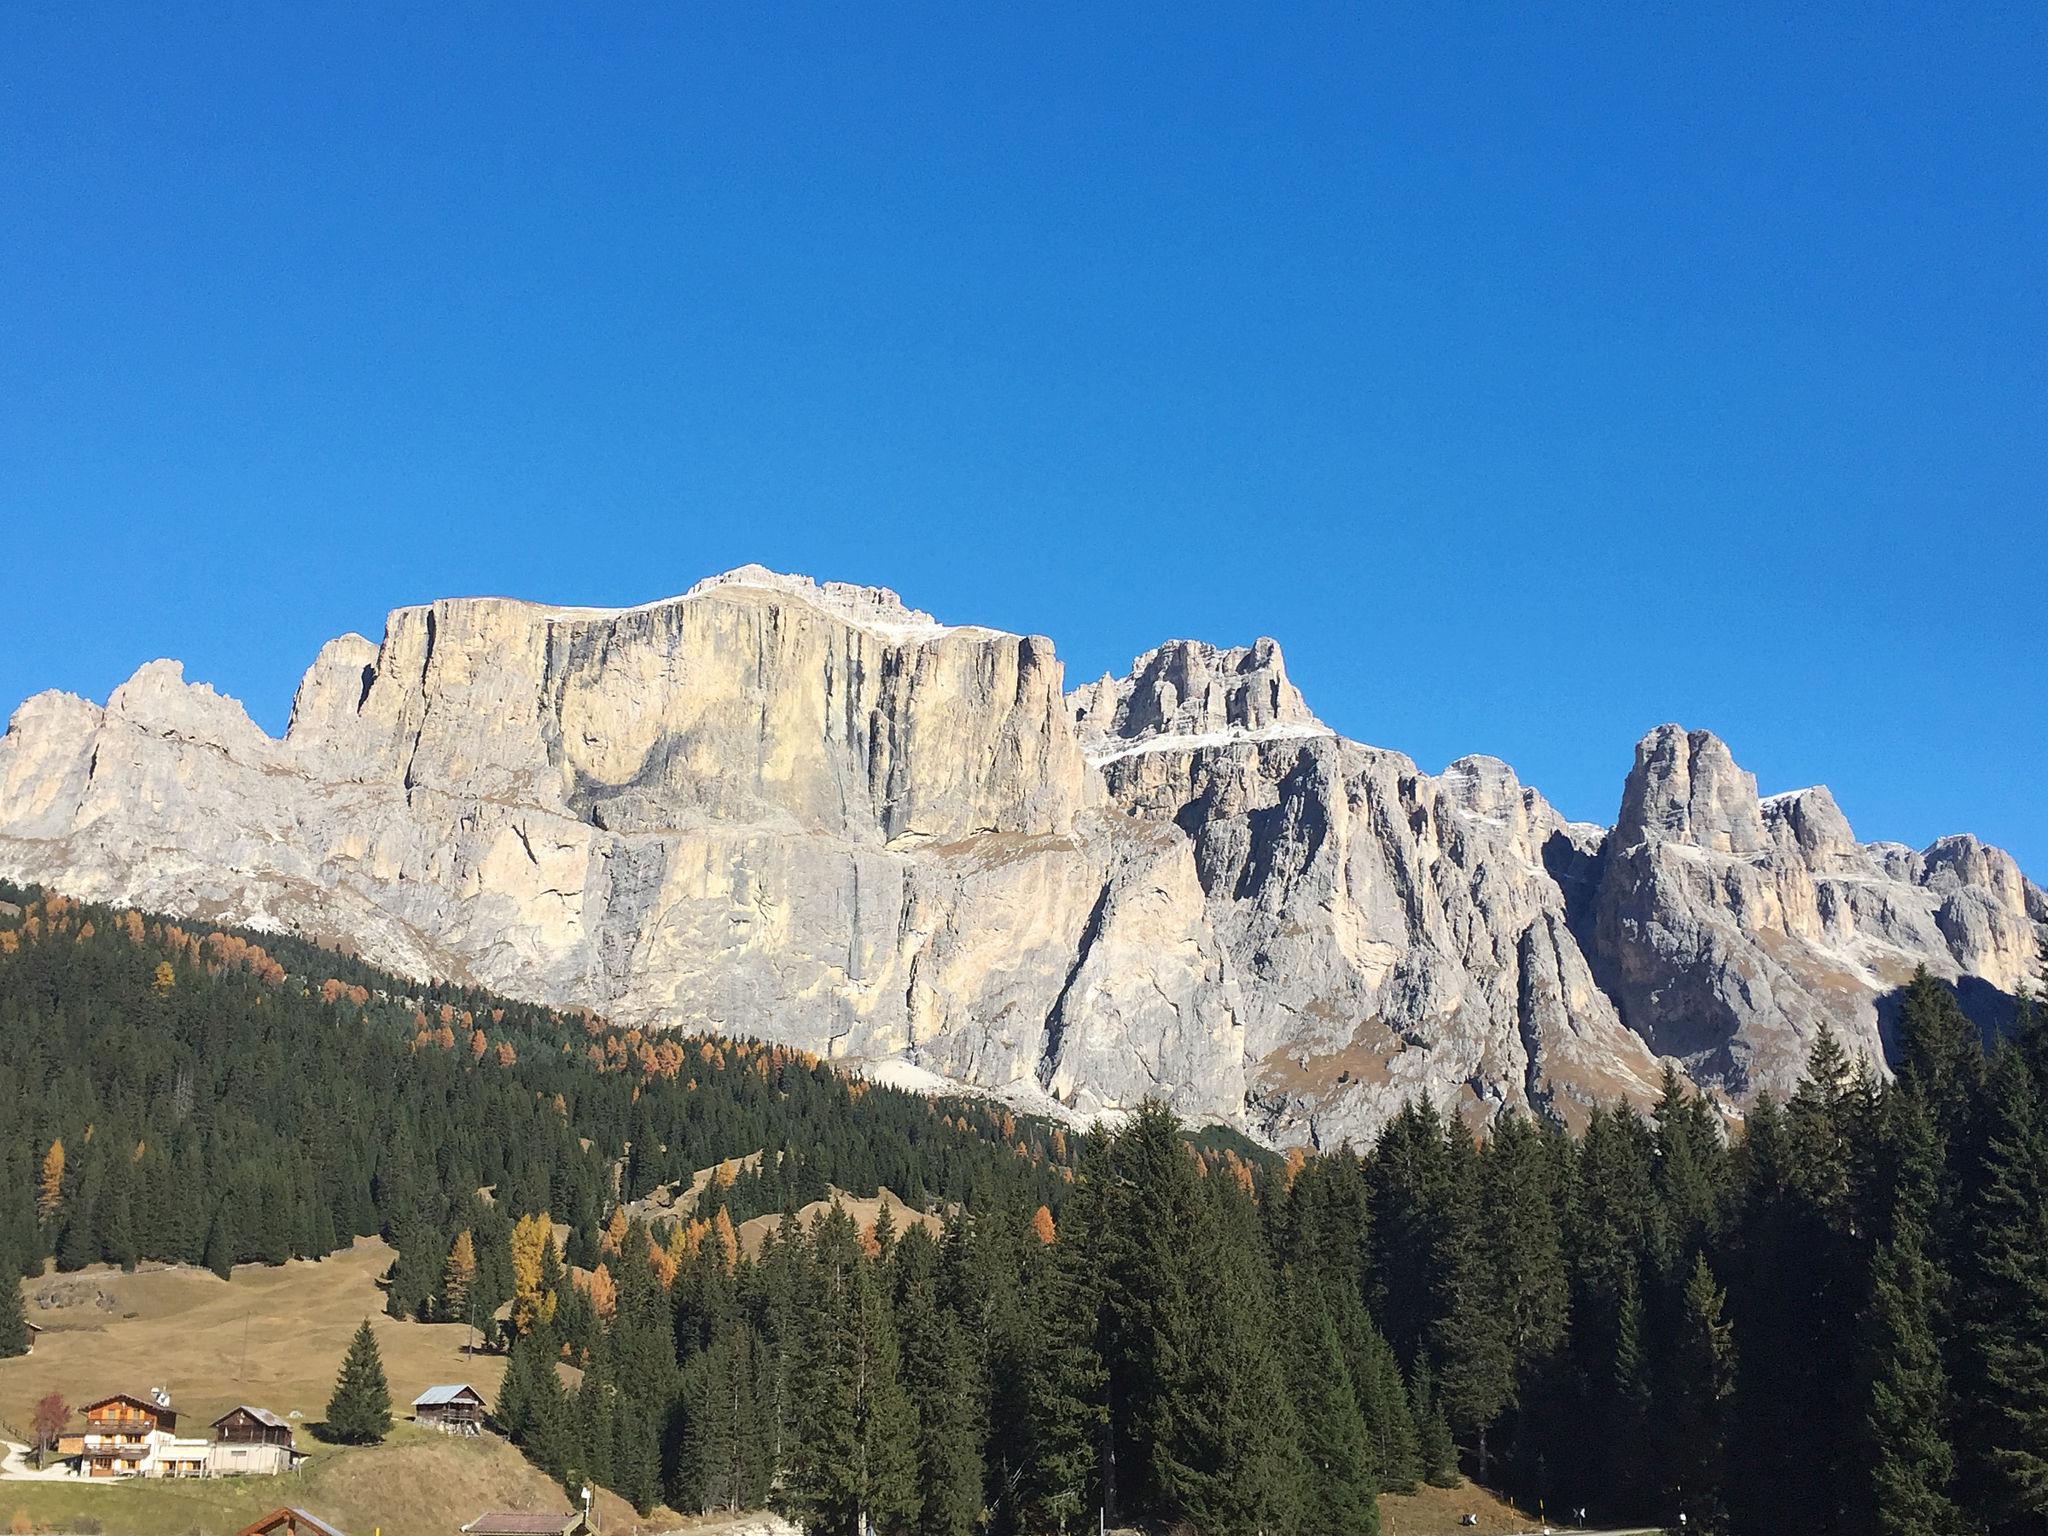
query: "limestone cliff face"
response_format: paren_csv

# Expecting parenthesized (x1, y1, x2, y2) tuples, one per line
(1589, 725, 2044, 1099)
(0, 568, 2038, 1144)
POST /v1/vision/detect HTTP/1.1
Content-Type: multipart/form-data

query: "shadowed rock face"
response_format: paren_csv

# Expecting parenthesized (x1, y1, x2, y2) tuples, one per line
(0, 567, 2038, 1145)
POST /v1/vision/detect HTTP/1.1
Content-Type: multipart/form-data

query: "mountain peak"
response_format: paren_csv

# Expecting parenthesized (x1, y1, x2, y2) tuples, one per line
(1071, 636, 1323, 756)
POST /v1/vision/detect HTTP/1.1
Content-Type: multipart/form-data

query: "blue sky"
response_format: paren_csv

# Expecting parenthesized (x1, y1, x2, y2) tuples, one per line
(4, 5, 2043, 868)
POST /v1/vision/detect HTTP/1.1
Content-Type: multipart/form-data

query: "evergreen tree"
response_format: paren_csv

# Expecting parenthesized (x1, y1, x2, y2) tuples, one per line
(1893, 968, 1984, 1153)
(1161, 1175, 1304, 1536)
(1286, 1280, 1380, 1536)
(1664, 1255, 1735, 1531)
(892, 1227, 982, 1536)
(1961, 1047, 2048, 1531)
(1020, 1209, 1106, 1536)
(1864, 1217, 1969, 1534)
(682, 1324, 771, 1513)
(1411, 1353, 1458, 1488)
(0, 1248, 27, 1358)
(203, 1209, 233, 1281)
(1432, 1119, 1514, 1469)
(325, 1318, 393, 1443)
(1095, 1102, 1206, 1520)
(1355, 1324, 1422, 1496)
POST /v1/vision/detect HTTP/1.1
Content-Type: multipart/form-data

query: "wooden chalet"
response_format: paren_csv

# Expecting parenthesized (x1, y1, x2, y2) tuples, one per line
(211, 1404, 304, 1475)
(235, 1509, 351, 1536)
(23, 1318, 41, 1351)
(78, 1390, 200, 1478)
(412, 1382, 487, 1434)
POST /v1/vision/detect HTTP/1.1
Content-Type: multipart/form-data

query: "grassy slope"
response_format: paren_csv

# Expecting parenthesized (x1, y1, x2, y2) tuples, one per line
(0, 1243, 664, 1536)
(0, 1240, 497, 1437)
(1378, 1479, 1543, 1534)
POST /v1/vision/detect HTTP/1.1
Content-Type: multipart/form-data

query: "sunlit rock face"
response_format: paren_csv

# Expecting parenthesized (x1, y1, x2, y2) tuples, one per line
(1, 567, 2038, 1145)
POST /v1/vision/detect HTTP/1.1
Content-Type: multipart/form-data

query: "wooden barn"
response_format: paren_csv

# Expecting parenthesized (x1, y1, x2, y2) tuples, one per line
(411, 1383, 487, 1434)
(211, 1404, 303, 1475)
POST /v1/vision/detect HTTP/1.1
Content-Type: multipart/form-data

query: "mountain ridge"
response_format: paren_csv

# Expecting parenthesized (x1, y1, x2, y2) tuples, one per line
(1, 565, 2038, 1147)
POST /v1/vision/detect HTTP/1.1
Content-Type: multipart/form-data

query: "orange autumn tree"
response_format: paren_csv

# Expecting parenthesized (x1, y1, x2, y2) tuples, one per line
(711, 1208, 738, 1271)
(1030, 1205, 1057, 1245)
(37, 1140, 64, 1224)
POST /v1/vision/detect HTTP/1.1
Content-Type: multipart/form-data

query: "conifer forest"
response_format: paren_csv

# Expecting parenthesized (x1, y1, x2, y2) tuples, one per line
(3, 882, 2045, 1536)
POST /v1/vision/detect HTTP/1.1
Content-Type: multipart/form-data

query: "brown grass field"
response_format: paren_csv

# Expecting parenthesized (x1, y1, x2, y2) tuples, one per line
(0, 1241, 667, 1536)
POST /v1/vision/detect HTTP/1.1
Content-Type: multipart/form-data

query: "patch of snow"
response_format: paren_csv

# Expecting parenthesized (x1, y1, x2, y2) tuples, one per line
(1760, 787, 1824, 808)
(1085, 720, 1335, 766)
(495, 565, 1001, 646)
(852, 1055, 1103, 1130)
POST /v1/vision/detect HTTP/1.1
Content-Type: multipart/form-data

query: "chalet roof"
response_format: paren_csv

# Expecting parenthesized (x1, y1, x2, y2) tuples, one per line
(80, 1392, 172, 1415)
(215, 1404, 290, 1430)
(235, 1509, 350, 1536)
(461, 1516, 588, 1535)
(413, 1383, 485, 1407)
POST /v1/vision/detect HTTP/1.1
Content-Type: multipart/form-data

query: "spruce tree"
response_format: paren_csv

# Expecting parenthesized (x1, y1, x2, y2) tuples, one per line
(1664, 1254, 1735, 1530)
(1287, 1281, 1380, 1536)
(853, 1258, 919, 1536)
(1356, 1323, 1422, 1495)
(1863, 1216, 1969, 1534)
(1432, 1120, 1513, 1469)
(1158, 1171, 1304, 1536)
(0, 1248, 27, 1359)
(1021, 1205, 1106, 1536)
(1962, 1047, 2048, 1531)
(1893, 968, 1984, 1152)
(1095, 1102, 1207, 1521)
(1411, 1353, 1458, 1488)
(892, 1230, 982, 1536)
(325, 1317, 393, 1443)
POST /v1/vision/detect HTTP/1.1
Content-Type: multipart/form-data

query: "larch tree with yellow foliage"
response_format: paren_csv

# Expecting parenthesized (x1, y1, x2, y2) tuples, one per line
(37, 1141, 64, 1226)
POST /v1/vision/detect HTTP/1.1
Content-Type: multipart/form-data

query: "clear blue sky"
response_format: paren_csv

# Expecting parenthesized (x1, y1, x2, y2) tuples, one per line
(4, 6, 2043, 869)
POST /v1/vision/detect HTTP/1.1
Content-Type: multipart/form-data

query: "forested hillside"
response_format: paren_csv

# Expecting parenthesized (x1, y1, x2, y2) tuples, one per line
(3, 881, 2045, 1536)
(0, 881, 1073, 1310)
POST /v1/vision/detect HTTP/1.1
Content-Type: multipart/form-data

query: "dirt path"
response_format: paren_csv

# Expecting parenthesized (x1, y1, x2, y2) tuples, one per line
(0, 1437, 91, 1482)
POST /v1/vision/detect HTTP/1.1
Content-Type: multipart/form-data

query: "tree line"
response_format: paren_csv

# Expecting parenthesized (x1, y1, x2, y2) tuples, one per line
(4, 880, 2045, 1536)
(488, 960, 2048, 1536)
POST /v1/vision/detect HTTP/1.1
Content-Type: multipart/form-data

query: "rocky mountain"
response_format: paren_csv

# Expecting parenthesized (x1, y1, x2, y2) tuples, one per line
(0, 566, 2039, 1146)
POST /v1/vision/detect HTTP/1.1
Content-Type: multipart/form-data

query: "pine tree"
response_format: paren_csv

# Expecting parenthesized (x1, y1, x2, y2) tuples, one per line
(1356, 1323, 1422, 1495)
(1893, 968, 1984, 1152)
(683, 1324, 771, 1512)
(1864, 1219, 1969, 1534)
(891, 1229, 982, 1536)
(854, 1258, 919, 1536)
(1483, 1115, 1569, 1385)
(1411, 1353, 1458, 1488)
(325, 1318, 393, 1443)
(1665, 1255, 1735, 1530)
(1962, 1047, 2048, 1530)
(0, 1249, 27, 1359)
(1433, 1120, 1514, 1445)
(203, 1210, 233, 1281)
(1095, 1102, 1207, 1521)
(1287, 1280, 1380, 1536)
(1021, 1208, 1106, 1536)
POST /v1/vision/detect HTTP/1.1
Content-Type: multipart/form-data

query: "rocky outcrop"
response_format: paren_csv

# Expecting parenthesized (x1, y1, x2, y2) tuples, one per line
(1589, 726, 2043, 1099)
(0, 567, 2038, 1145)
